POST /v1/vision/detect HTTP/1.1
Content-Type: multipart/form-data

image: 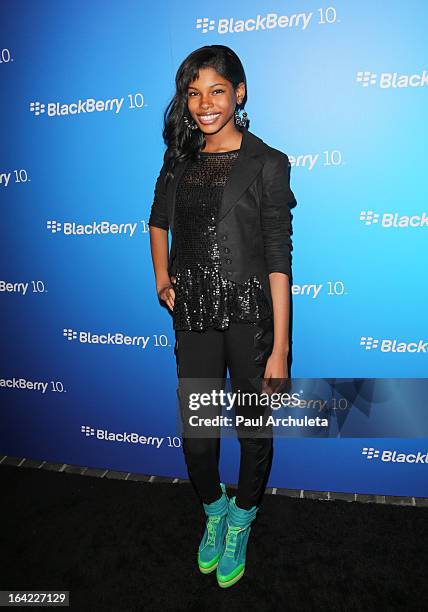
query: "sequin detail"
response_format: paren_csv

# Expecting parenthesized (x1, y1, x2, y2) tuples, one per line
(172, 150, 272, 332)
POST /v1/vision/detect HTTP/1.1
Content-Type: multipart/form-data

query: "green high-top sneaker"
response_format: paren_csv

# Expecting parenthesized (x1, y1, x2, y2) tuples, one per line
(198, 483, 229, 574)
(216, 496, 258, 588)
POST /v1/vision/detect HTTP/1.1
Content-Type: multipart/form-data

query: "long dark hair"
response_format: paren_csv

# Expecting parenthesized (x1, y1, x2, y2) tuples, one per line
(161, 45, 247, 182)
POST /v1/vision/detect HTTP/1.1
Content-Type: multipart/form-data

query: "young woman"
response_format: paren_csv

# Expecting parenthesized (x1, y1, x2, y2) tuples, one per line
(149, 45, 296, 588)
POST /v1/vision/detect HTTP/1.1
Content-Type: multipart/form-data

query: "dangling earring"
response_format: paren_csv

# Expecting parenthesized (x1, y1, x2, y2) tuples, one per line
(234, 107, 248, 127)
(183, 114, 199, 131)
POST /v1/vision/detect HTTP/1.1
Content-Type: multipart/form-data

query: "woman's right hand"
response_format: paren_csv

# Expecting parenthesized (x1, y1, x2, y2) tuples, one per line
(157, 276, 176, 311)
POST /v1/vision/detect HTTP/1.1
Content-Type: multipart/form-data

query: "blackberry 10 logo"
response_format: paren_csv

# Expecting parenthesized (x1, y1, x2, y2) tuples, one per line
(356, 69, 428, 89)
(362, 447, 428, 464)
(360, 211, 428, 227)
(63, 328, 151, 348)
(356, 72, 377, 87)
(30, 101, 46, 116)
(196, 11, 314, 34)
(360, 210, 380, 225)
(196, 17, 215, 33)
(29, 93, 145, 118)
(80, 425, 165, 447)
(81, 425, 95, 437)
(30, 96, 124, 117)
(64, 329, 78, 341)
(360, 337, 379, 351)
(360, 336, 428, 353)
(46, 219, 139, 237)
(362, 447, 380, 459)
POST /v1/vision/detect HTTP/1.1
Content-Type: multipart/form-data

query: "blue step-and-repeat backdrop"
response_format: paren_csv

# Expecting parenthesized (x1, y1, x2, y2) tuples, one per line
(1, 1, 427, 496)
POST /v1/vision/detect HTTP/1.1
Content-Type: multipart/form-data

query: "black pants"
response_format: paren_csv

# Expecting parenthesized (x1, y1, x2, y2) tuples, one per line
(174, 317, 274, 510)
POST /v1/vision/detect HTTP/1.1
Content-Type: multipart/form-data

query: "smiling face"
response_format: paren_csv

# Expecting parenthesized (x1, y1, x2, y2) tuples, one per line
(186, 66, 245, 135)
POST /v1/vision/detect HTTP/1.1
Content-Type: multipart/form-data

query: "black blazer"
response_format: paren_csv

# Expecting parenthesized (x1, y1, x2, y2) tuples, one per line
(149, 128, 297, 311)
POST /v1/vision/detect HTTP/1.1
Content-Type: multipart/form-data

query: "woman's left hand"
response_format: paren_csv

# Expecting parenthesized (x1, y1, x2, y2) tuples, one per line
(262, 351, 289, 393)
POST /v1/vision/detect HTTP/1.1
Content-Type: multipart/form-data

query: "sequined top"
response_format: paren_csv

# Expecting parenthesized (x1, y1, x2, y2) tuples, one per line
(172, 149, 272, 331)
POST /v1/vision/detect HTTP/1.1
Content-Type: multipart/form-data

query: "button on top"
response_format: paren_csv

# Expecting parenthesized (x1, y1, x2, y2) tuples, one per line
(224, 247, 230, 253)
(221, 234, 228, 241)
(225, 258, 232, 264)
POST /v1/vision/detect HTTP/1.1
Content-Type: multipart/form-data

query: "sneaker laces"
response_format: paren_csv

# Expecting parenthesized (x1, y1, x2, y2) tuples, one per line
(224, 525, 244, 558)
(205, 516, 221, 547)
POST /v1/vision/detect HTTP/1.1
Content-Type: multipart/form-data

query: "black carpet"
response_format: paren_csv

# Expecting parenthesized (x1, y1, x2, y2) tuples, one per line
(1, 464, 427, 612)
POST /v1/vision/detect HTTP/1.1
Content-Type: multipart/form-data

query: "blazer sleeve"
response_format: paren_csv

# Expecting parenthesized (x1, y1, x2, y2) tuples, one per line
(260, 151, 296, 279)
(148, 153, 169, 231)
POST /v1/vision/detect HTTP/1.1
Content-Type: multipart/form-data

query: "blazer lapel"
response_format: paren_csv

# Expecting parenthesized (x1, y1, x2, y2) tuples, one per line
(167, 128, 263, 232)
(218, 129, 263, 222)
